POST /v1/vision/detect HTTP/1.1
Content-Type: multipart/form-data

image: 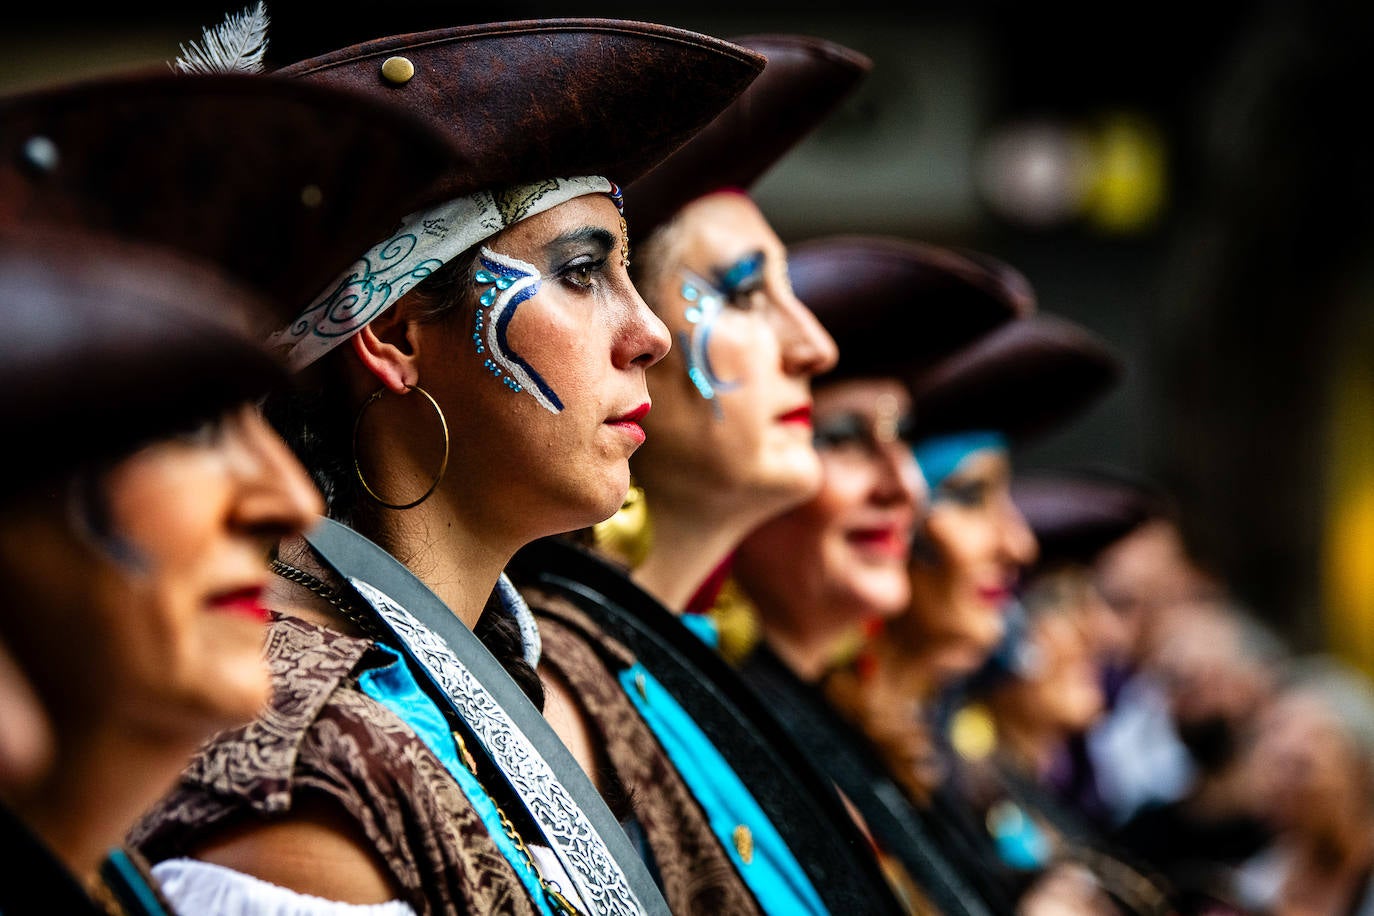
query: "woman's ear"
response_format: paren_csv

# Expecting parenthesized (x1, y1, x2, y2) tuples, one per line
(351, 305, 421, 394)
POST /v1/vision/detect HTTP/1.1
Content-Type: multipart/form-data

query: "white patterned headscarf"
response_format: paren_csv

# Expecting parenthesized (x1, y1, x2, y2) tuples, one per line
(268, 176, 616, 371)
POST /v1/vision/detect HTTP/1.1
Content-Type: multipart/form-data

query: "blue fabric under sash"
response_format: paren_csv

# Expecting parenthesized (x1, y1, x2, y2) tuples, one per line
(618, 661, 828, 915)
(357, 645, 559, 916)
(680, 612, 720, 649)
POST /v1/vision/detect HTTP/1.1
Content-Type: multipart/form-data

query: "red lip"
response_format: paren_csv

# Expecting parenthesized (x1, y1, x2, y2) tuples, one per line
(208, 585, 270, 624)
(606, 403, 650, 446)
(845, 526, 909, 558)
(777, 404, 813, 426)
(977, 585, 1014, 607)
(609, 402, 651, 424)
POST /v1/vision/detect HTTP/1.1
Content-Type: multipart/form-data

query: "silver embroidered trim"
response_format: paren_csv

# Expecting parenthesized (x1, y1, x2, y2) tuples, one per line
(347, 576, 643, 916)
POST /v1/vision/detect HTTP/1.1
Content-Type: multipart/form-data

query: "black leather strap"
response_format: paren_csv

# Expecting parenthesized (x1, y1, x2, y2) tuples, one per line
(741, 644, 997, 916)
(303, 517, 671, 916)
(509, 536, 907, 916)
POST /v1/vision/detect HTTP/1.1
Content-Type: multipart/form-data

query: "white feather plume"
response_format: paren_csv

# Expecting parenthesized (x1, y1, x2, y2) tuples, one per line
(171, 2, 270, 74)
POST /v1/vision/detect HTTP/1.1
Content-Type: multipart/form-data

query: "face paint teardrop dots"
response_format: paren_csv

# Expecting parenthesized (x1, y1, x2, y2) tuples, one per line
(474, 247, 564, 413)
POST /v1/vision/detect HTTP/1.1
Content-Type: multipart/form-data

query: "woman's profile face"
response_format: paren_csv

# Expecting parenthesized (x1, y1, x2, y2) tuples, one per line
(0, 405, 321, 737)
(899, 448, 1038, 677)
(1245, 690, 1368, 835)
(995, 595, 1107, 740)
(631, 191, 838, 518)
(735, 378, 924, 637)
(416, 193, 671, 537)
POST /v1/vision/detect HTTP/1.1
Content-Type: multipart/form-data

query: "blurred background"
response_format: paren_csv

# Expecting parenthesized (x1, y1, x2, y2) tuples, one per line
(5, 0, 1374, 668)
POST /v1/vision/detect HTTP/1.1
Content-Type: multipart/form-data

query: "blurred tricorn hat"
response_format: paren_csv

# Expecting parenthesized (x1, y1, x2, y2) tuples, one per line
(1012, 468, 1169, 567)
(623, 33, 871, 242)
(275, 19, 768, 205)
(0, 227, 287, 491)
(0, 71, 456, 327)
(787, 235, 1035, 390)
(912, 313, 1123, 443)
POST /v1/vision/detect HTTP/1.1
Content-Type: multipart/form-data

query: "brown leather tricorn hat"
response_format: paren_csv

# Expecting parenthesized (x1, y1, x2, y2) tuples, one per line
(274, 19, 768, 206)
(0, 227, 286, 491)
(911, 313, 1123, 443)
(623, 33, 872, 242)
(0, 71, 455, 329)
(787, 235, 1035, 391)
(1012, 468, 1168, 567)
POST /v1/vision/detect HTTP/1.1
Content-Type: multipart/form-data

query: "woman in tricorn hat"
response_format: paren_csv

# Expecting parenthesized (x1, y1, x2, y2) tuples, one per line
(820, 310, 1126, 914)
(944, 469, 1176, 915)
(128, 14, 764, 916)
(724, 233, 1031, 914)
(0, 68, 451, 912)
(504, 33, 914, 916)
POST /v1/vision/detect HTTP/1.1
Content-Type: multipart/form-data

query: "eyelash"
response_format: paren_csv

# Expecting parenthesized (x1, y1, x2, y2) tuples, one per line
(812, 415, 917, 451)
(557, 256, 608, 291)
(936, 480, 990, 508)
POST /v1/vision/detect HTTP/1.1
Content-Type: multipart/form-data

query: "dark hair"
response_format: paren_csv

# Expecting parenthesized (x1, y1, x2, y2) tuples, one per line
(264, 245, 546, 710)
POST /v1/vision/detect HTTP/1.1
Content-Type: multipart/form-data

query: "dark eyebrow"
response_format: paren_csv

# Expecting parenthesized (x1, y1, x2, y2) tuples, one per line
(544, 226, 615, 271)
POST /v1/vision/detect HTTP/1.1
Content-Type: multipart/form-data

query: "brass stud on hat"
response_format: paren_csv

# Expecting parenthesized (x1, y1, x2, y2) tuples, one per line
(300, 184, 323, 208)
(380, 56, 415, 85)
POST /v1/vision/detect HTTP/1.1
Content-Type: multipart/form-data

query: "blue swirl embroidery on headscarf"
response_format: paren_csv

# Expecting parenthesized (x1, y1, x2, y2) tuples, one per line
(290, 232, 441, 339)
(680, 272, 740, 409)
(913, 430, 1007, 492)
(473, 247, 564, 413)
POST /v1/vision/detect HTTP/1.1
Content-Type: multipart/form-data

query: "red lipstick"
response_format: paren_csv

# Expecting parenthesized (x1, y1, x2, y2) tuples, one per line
(777, 404, 813, 426)
(209, 586, 271, 624)
(607, 402, 650, 445)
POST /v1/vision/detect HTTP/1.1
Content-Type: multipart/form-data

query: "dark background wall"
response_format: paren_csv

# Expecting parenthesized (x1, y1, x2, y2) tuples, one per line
(6, 0, 1374, 656)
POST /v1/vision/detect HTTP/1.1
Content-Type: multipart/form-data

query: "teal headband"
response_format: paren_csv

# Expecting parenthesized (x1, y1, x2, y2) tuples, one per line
(913, 430, 1008, 492)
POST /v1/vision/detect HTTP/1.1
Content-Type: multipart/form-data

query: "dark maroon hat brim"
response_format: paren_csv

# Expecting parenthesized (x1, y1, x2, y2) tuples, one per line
(787, 235, 1034, 390)
(1012, 469, 1168, 567)
(0, 228, 287, 492)
(623, 33, 871, 241)
(0, 72, 456, 329)
(912, 313, 1123, 443)
(275, 19, 768, 207)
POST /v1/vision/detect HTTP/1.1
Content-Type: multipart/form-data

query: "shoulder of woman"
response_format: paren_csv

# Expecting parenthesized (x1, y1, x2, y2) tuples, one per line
(166, 794, 410, 909)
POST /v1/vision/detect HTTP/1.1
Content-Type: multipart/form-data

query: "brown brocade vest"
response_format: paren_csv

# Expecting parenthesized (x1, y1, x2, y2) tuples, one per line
(529, 589, 764, 916)
(127, 614, 540, 916)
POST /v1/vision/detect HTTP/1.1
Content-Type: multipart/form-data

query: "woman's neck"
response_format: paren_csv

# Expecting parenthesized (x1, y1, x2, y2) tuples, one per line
(370, 493, 514, 629)
(11, 718, 200, 886)
(630, 491, 760, 614)
(763, 612, 862, 684)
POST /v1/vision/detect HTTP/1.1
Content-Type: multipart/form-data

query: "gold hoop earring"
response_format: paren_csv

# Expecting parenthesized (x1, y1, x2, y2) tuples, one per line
(353, 384, 449, 510)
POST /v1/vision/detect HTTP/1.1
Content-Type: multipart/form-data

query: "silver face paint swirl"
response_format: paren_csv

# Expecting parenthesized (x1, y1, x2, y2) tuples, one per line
(679, 270, 740, 412)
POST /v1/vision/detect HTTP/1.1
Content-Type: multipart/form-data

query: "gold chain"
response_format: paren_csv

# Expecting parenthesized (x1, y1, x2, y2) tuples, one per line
(454, 731, 583, 916)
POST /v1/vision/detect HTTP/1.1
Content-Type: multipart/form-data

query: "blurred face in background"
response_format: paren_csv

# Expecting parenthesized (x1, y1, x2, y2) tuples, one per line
(1094, 518, 1222, 672)
(632, 191, 839, 522)
(1245, 687, 1372, 838)
(0, 405, 320, 742)
(734, 378, 925, 649)
(1148, 602, 1278, 774)
(992, 573, 1113, 743)
(894, 445, 1039, 679)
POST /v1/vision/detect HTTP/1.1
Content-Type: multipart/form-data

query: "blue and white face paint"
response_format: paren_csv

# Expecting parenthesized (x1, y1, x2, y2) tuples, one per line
(679, 271, 738, 410)
(268, 176, 616, 372)
(473, 248, 563, 413)
(677, 251, 765, 415)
